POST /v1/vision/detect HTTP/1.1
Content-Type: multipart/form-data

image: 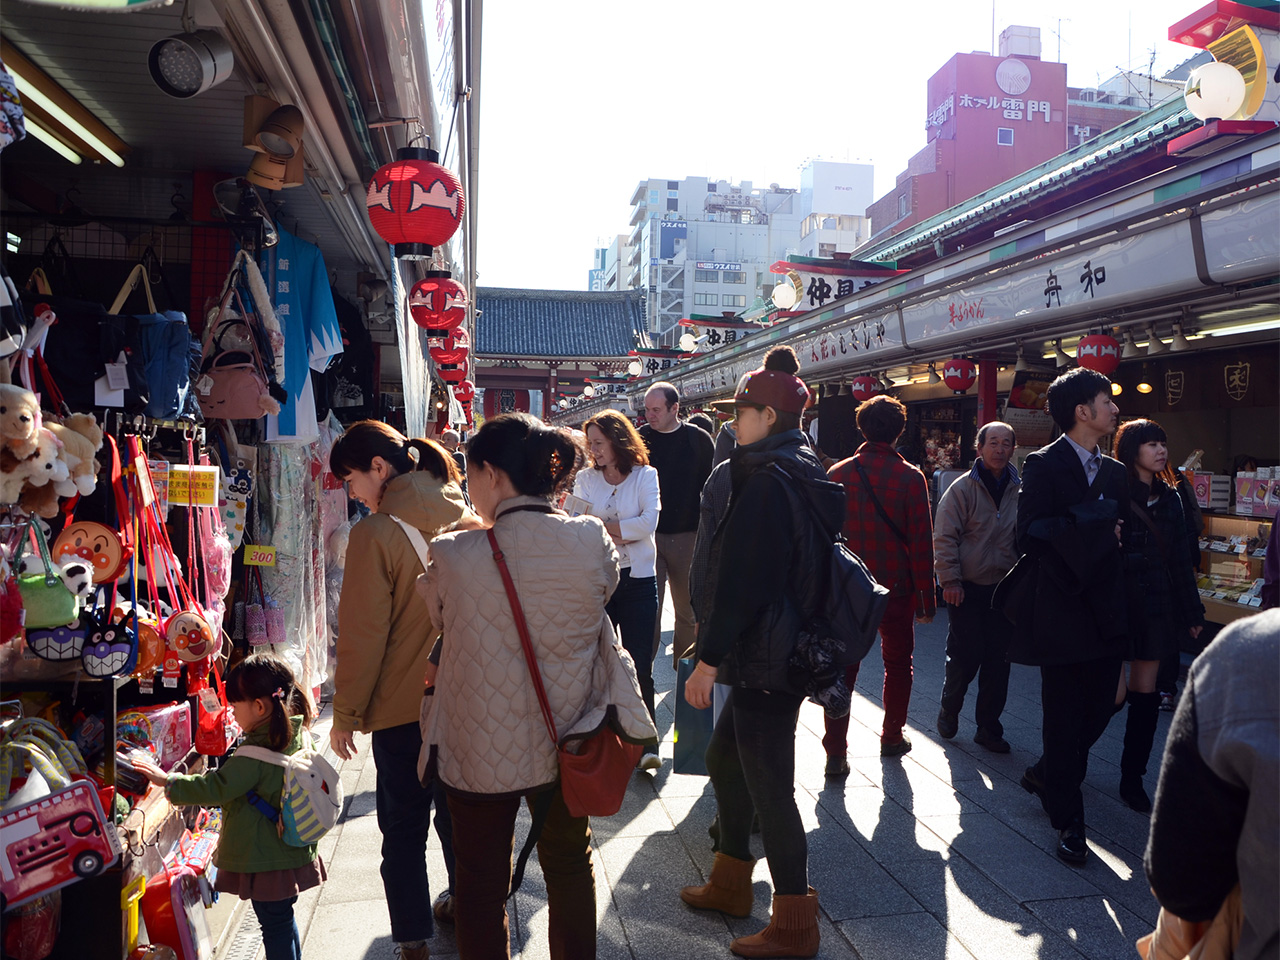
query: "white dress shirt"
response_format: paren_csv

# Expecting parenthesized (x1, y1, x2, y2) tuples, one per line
(572, 465, 661, 577)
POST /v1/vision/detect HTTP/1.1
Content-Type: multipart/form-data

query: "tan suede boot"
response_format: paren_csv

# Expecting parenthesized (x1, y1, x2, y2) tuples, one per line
(729, 887, 820, 958)
(679, 852, 756, 918)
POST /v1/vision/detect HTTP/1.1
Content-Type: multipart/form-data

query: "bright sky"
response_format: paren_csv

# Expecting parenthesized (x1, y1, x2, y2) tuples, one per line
(476, 0, 1200, 291)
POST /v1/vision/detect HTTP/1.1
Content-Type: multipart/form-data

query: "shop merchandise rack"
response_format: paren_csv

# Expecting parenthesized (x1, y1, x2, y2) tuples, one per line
(1197, 512, 1271, 625)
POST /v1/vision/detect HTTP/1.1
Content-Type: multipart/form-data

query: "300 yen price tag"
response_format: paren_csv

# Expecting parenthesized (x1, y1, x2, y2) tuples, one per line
(243, 545, 277, 567)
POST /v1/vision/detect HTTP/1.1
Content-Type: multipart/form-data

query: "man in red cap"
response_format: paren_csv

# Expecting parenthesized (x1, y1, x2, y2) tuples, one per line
(823, 395, 935, 769)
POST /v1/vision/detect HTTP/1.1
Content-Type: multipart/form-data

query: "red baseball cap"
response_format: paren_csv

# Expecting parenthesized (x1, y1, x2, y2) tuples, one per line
(710, 369, 810, 414)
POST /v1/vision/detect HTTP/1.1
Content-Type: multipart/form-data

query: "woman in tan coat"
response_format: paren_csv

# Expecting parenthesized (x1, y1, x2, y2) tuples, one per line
(420, 413, 653, 960)
(329, 420, 477, 960)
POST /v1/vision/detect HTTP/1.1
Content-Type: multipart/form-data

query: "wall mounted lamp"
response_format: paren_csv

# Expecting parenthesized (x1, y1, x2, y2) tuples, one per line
(243, 96, 305, 189)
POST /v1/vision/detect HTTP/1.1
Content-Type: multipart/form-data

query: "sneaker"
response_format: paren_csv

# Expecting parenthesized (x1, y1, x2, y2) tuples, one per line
(1158, 691, 1177, 712)
(432, 890, 455, 925)
(936, 708, 958, 739)
(395, 942, 430, 960)
(824, 756, 851, 780)
(638, 747, 662, 773)
(880, 736, 912, 758)
(973, 728, 1011, 753)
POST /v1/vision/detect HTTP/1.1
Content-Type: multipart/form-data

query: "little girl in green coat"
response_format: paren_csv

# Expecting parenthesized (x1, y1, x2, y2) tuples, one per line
(133, 653, 326, 960)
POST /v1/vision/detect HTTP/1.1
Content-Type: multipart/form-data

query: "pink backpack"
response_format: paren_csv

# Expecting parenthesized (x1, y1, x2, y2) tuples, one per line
(194, 287, 281, 422)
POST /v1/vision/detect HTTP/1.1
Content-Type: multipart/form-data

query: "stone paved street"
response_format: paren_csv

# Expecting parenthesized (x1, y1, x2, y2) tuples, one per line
(255, 605, 1170, 960)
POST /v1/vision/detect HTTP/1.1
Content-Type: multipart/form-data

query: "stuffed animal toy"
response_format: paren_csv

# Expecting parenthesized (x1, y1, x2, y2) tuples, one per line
(17, 553, 95, 601)
(0, 382, 41, 459)
(47, 413, 104, 497)
(6, 429, 70, 516)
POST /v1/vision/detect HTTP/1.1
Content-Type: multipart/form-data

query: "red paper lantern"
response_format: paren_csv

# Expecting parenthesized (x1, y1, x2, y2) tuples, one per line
(1075, 334, 1120, 375)
(430, 333, 469, 366)
(942, 358, 977, 394)
(851, 376, 883, 402)
(438, 358, 469, 383)
(483, 388, 531, 419)
(410, 273, 468, 334)
(366, 146, 465, 259)
(452, 379, 476, 403)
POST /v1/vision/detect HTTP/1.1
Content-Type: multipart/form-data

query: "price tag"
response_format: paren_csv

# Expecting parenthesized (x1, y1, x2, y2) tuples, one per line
(105, 360, 130, 391)
(134, 456, 156, 507)
(199, 688, 223, 713)
(243, 545, 277, 567)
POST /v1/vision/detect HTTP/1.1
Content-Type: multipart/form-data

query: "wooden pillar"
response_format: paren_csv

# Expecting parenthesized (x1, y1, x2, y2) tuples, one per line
(546, 365, 557, 420)
(977, 356, 999, 427)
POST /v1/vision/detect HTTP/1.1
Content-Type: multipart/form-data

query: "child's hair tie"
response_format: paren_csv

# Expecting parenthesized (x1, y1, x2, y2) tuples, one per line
(272, 687, 285, 699)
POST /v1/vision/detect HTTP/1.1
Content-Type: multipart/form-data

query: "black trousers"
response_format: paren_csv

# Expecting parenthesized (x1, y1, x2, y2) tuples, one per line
(939, 582, 1012, 736)
(1034, 655, 1123, 829)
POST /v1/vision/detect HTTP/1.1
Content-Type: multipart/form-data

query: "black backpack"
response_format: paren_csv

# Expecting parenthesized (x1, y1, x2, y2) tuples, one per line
(767, 463, 890, 710)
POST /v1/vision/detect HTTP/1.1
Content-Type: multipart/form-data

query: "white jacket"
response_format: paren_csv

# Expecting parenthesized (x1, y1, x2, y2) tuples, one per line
(418, 497, 657, 797)
(572, 465, 661, 577)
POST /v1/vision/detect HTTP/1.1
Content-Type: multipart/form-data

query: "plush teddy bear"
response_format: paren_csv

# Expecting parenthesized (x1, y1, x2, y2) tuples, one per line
(47, 413, 104, 497)
(0, 383, 41, 459)
(6, 429, 70, 516)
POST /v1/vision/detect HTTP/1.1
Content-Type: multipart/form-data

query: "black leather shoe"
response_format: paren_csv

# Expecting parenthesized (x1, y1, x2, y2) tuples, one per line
(1056, 819, 1088, 864)
(825, 756, 851, 780)
(1020, 764, 1046, 800)
(974, 728, 1011, 753)
(936, 708, 959, 739)
(1119, 775, 1152, 813)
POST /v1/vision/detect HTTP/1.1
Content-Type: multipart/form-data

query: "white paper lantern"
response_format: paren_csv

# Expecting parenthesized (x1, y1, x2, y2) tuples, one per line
(1184, 61, 1247, 122)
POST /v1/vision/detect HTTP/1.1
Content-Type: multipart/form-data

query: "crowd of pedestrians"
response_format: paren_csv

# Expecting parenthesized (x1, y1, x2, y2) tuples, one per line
(304, 363, 1275, 960)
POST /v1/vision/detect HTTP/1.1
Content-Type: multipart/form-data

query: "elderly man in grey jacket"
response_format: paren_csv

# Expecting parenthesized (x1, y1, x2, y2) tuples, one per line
(933, 421, 1021, 752)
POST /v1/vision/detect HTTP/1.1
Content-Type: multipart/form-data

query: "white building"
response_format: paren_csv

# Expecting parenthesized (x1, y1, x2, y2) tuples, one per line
(619, 163, 873, 345)
(589, 234, 634, 291)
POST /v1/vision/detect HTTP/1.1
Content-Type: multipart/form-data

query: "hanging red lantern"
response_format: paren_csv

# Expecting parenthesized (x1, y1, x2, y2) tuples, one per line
(409, 272, 468, 334)
(430, 333, 469, 366)
(459, 400, 474, 426)
(942, 357, 977, 394)
(366, 145, 465, 259)
(483, 388, 531, 419)
(1075, 334, 1120, 375)
(452, 379, 476, 403)
(438, 358, 469, 383)
(851, 376, 883, 402)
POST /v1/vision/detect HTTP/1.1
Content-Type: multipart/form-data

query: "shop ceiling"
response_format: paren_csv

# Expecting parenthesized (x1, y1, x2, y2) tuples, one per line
(0, 0, 399, 295)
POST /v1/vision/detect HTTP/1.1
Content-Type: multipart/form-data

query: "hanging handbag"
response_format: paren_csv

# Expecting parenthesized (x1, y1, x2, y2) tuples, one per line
(487, 526, 641, 820)
(194, 662, 240, 757)
(16, 520, 79, 630)
(245, 566, 267, 646)
(195, 281, 277, 421)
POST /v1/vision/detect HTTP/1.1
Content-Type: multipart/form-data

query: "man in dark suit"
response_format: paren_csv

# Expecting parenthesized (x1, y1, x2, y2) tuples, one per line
(1008, 367, 1128, 865)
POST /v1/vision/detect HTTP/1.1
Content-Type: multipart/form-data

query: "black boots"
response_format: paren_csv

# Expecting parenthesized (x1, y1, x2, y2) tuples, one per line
(1119, 690, 1160, 813)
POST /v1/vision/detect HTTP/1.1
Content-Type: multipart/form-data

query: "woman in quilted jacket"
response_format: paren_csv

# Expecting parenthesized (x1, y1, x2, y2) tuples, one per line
(420, 413, 654, 960)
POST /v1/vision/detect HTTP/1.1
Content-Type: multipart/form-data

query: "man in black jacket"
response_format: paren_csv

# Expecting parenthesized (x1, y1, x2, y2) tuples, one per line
(1010, 367, 1129, 865)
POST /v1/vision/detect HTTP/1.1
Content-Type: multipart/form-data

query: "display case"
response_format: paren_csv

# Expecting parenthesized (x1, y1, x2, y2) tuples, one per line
(1197, 513, 1272, 625)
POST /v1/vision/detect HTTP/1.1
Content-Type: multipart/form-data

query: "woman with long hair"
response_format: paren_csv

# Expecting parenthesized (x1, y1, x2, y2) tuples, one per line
(574, 409, 662, 770)
(1112, 418, 1204, 812)
(679, 361, 838, 958)
(328, 420, 479, 959)
(420, 413, 655, 960)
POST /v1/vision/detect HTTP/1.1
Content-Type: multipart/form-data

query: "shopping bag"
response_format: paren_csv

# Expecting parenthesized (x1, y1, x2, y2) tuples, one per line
(673, 658, 714, 776)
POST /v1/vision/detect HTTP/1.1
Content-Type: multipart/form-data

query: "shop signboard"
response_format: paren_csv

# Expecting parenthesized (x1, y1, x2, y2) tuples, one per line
(901, 218, 1203, 345)
(1198, 190, 1280, 284)
(792, 311, 903, 377)
(1002, 369, 1055, 447)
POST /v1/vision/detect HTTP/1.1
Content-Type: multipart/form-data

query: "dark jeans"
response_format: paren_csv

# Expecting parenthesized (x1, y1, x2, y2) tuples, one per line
(607, 569, 658, 725)
(253, 897, 300, 960)
(940, 582, 1012, 737)
(706, 688, 807, 894)
(1034, 655, 1123, 829)
(371, 721, 453, 942)
(447, 786, 595, 960)
(824, 592, 916, 750)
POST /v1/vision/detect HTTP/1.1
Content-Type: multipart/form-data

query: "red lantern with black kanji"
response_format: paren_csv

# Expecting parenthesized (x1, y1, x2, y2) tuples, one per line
(483, 389, 531, 419)
(366, 146, 465, 259)
(851, 376, 883, 402)
(452, 379, 476, 403)
(410, 272, 467, 334)
(1075, 334, 1120, 375)
(942, 357, 977, 394)
(438, 357, 468, 384)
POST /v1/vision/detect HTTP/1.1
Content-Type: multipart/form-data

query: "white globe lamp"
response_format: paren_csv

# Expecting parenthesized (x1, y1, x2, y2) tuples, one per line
(678, 332, 696, 352)
(583, 384, 595, 398)
(1184, 61, 1247, 122)
(627, 359, 643, 376)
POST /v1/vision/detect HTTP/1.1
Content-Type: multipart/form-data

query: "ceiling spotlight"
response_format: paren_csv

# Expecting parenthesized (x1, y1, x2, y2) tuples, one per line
(1170, 323, 1192, 351)
(1053, 339, 1073, 368)
(1146, 326, 1168, 354)
(1111, 382, 1123, 396)
(1136, 364, 1154, 394)
(837, 382, 852, 396)
(244, 96, 305, 190)
(927, 363, 941, 384)
(254, 104, 304, 158)
(149, 30, 235, 99)
(1121, 331, 1144, 360)
(1014, 345, 1028, 372)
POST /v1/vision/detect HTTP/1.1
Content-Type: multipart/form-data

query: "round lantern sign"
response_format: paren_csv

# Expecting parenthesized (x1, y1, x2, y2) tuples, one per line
(851, 376, 883, 402)
(438, 358, 469, 383)
(366, 146, 465, 259)
(942, 358, 977, 394)
(1076, 334, 1120, 375)
(452, 379, 476, 404)
(409, 272, 468, 334)
(429, 333, 469, 366)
